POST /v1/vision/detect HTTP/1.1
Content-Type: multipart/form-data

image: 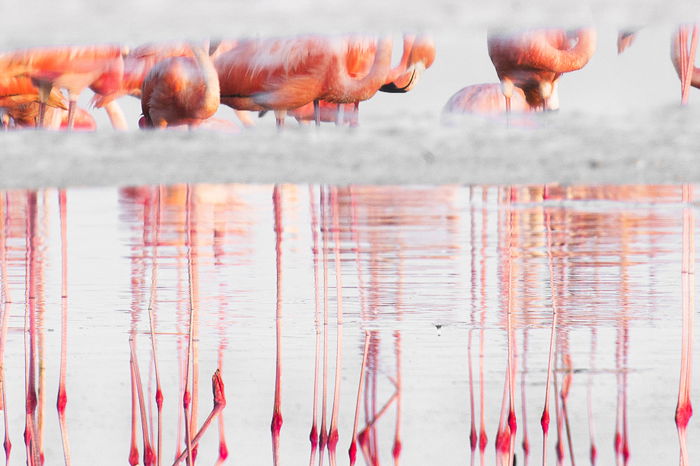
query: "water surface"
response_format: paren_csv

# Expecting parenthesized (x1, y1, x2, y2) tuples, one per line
(0, 184, 698, 465)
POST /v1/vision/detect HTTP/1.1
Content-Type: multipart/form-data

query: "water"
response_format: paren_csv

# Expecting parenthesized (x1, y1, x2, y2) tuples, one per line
(0, 184, 698, 465)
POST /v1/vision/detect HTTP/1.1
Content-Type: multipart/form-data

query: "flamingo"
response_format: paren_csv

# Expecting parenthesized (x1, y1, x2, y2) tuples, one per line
(92, 42, 196, 130)
(443, 83, 531, 114)
(92, 41, 249, 129)
(215, 35, 392, 127)
(5, 103, 95, 130)
(616, 30, 638, 54)
(215, 35, 334, 126)
(140, 44, 220, 128)
(0, 75, 66, 128)
(0, 76, 66, 113)
(289, 34, 436, 126)
(487, 28, 597, 111)
(0, 45, 126, 128)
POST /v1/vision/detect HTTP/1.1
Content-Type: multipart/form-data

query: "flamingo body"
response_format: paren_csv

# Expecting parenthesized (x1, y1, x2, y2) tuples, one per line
(487, 28, 596, 109)
(443, 83, 531, 114)
(215, 36, 334, 112)
(141, 47, 220, 128)
(0, 76, 66, 110)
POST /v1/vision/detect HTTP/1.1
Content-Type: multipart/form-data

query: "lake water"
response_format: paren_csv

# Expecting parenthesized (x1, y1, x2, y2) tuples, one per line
(0, 184, 697, 465)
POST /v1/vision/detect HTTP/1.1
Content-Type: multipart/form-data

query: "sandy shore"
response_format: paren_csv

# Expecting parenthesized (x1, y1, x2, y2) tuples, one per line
(1, 107, 699, 189)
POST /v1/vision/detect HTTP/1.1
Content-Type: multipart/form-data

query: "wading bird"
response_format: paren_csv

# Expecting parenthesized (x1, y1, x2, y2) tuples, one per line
(141, 45, 220, 128)
(0, 44, 125, 128)
(443, 83, 531, 114)
(487, 28, 597, 111)
(215, 35, 393, 127)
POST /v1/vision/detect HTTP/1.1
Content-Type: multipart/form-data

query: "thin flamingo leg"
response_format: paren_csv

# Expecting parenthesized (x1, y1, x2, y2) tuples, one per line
(172, 370, 227, 466)
(676, 185, 694, 465)
(271, 186, 284, 466)
(309, 186, 322, 466)
(542, 209, 559, 466)
(0, 193, 12, 465)
(327, 187, 344, 465)
(56, 190, 71, 466)
(142, 186, 164, 466)
(183, 185, 196, 466)
(588, 330, 598, 466)
(130, 340, 156, 466)
(392, 331, 402, 466)
(349, 333, 370, 466)
(318, 187, 329, 466)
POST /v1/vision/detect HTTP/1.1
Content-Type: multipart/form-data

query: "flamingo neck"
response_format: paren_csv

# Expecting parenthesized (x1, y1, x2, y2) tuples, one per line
(336, 37, 393, 102)
(191, 46, 220, 113)
(385, 36, 416, 83)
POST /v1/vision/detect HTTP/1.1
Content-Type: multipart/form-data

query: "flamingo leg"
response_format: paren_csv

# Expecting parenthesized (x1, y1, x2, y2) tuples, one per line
(501, 79, 514, 114)
(35, 82, 52, 129)
(274, 110, 286, 129)
(313, 100, 320, 127)
(66, 96, 78, 131)
(683, 26, 699, 105)
(234, 110, 255, 128)
(104, 101, 128, 130)
(351, 102, 359, 127)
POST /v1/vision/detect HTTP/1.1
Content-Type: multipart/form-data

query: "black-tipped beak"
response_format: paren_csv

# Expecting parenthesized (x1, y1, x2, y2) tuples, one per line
(380, 82, 408, 93)
(379, 69, 416, 93)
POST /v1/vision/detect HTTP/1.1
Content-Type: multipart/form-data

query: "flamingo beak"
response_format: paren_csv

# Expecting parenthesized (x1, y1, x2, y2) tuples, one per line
(379, 68, 417, 93)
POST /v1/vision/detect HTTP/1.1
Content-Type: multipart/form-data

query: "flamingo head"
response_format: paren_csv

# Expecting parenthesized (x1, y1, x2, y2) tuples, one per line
(379, 35, 435, 93)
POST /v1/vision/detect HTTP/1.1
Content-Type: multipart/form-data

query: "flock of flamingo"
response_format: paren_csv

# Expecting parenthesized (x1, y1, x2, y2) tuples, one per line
(0, 34, 435, 130)
(0, 184, 696, 466)
(444, 24, 699, 114)
(0, 24, 697, 131)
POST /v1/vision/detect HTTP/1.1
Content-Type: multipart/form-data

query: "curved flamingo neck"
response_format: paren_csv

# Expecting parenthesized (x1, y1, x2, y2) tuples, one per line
(385, 35, 416, 83)
(530, 28, 597, 73)
(191, 46, 220, 113)
(333, 37, 393, 102)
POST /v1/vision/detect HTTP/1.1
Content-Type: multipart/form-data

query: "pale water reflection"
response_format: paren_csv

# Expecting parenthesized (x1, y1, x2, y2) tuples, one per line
(0, 185, 698, 465)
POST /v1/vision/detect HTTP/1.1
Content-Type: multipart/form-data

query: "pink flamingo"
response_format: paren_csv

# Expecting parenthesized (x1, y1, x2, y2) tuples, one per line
(487, 28, 597, 111)
(290, 34, 433, 126)
(141, 45, 220, 128)
(0, 45, 125, 128)
(215, 35, 393, 127)
(0, 76, 66, 127)
(443, 83, 532, 114)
